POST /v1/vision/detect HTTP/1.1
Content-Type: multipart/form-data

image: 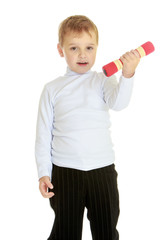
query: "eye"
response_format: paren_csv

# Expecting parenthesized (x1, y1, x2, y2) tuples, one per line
(70, 47, 77, 51)
(87, 46, 93, 50)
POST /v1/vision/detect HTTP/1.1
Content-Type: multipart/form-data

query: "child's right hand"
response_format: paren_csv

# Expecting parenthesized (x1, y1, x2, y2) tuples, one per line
(39, 176, 55, 198)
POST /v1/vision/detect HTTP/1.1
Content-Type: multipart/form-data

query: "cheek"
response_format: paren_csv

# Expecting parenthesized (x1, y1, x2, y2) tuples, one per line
(65, 54, 76, 65)
(90, 52, 97, 62)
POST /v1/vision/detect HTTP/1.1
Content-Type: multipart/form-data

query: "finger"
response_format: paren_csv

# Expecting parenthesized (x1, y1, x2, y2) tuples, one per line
(39, 179, 54, 197)
(42, 191, 55, 199)
(120, 56, 125, 65)
(120, 55, 129, 64)
(123, 51, 139, 63)
(39, 183, 55, 198)
(121, 52, 132, 62)
(131, 49, 140, 58)
(126, 51, 136, 59)
(44, 178, 54, 189)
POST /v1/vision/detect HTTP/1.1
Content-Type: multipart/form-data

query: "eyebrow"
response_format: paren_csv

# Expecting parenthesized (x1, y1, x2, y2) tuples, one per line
(68, 43, 96, 46)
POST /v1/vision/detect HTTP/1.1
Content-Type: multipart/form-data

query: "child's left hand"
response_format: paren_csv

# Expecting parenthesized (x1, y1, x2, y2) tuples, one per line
(120, 50, 140, 78)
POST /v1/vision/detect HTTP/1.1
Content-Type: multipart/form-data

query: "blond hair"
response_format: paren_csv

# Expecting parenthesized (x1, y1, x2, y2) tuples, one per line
(58, 15, 99, 46)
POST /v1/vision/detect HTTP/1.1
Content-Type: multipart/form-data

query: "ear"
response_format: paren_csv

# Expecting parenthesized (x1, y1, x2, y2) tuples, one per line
(57, 43, 64, 57)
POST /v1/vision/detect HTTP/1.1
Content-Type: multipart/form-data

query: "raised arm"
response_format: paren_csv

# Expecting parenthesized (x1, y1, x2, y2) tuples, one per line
(102, 50, 140, 111)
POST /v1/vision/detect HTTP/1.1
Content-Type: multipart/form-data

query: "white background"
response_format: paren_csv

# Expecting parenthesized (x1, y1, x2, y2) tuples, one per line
(0, 0, 166, 239)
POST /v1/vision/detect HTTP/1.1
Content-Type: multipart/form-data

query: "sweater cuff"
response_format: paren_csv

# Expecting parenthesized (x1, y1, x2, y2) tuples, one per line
(38, 164, 53, 180)
(120, 73, 135, 82)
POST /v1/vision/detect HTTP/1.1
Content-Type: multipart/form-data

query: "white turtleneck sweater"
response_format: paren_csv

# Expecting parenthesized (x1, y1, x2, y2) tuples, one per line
(35, 67, 134, 179)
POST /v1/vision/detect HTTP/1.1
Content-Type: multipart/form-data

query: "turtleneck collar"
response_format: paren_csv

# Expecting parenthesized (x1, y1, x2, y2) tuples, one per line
(64, 67, 92, 77)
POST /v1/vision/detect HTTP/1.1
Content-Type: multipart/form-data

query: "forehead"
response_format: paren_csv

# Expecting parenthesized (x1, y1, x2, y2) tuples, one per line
(63, 30, 97, 45)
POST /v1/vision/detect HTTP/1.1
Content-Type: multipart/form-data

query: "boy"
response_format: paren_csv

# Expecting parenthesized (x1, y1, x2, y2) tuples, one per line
(35, 15, 140, 240)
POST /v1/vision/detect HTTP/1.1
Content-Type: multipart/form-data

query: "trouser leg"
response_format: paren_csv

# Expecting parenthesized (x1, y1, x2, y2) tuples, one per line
(48, 165, 85, 240)
(85, 164, 120, 240)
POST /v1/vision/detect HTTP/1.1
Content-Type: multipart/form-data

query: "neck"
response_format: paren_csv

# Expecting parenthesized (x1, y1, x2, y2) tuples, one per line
(65, 67, 92, 76)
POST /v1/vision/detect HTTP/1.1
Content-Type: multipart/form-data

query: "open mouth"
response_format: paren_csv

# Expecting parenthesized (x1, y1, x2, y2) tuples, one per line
(77, 62, 88, 66)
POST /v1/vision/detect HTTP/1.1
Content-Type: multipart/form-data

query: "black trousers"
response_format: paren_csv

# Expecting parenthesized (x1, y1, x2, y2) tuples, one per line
(48, 164, 120, 240)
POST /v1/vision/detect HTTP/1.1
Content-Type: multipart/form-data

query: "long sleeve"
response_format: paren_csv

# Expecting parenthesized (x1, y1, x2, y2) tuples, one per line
(102, 74, 134, 111)
(35, 86, 53, 179)
(34, 68, 134, 174)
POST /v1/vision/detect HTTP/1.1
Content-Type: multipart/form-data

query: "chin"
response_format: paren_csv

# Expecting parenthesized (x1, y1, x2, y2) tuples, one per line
(76, 65, 92, 74)
(77, 69, 90, 74)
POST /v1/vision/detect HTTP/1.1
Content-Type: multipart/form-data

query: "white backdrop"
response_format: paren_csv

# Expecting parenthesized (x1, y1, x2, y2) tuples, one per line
(0, 0, 166, 239)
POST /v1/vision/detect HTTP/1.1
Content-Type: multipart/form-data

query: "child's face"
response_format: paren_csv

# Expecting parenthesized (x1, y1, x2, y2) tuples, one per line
(57, 30, 98, 74)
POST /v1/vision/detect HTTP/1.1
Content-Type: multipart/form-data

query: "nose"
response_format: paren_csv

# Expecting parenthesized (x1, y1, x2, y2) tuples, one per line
(79, 49, 86, 58)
